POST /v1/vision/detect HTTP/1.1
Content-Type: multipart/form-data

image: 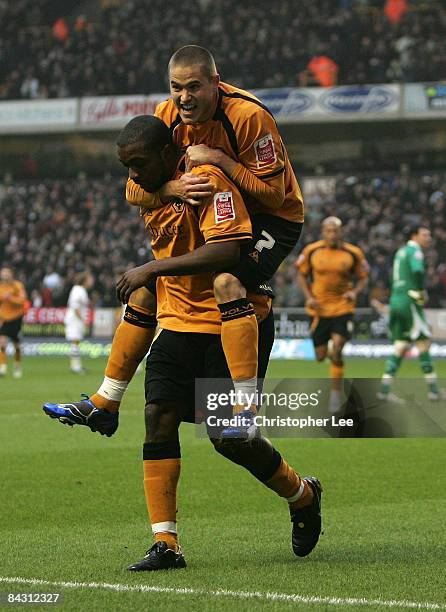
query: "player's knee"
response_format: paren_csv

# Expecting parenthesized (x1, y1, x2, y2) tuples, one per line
(331, 346, 344, 363)
(394, 340, 409, 357)
(128, 286, 156, 313)
(213, 273, 246, 303)
(415, 339, 431, 353)
(315, 347, 327, 362)
(144, 403, 178, 442)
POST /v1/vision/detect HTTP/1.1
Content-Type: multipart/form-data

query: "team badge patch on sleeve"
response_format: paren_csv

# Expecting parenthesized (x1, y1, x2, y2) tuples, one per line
(214, 191, 235, 223)
(254, 133, 277, 168)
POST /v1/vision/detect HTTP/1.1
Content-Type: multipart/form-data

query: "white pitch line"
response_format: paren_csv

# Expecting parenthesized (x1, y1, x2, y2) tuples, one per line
(0, 577, 445, 609)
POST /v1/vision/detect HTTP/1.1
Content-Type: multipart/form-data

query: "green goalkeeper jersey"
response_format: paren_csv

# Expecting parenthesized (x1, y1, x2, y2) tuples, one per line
(391, 240, 425, 296)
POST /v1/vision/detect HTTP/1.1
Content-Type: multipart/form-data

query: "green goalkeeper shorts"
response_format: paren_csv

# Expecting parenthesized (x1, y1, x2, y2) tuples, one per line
(389, 294, 431, 342)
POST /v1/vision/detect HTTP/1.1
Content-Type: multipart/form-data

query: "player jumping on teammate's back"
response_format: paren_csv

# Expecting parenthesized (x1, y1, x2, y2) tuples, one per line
(47, 45, 304, 439)
(377, 225, 443, 403)
(296, 217, 369, 413)
(44, 115, 322, 567)
(0, 266, 27, 379)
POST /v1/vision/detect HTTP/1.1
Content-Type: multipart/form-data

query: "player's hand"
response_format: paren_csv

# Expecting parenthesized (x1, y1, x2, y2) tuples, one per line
(185, 144, 220, 170)
(342, 290, 357, 302)
(116, 263, 158, 304)
(407, 289, 427, 306)
(305, 297, 318, 310)
(161, 174, 213, 206)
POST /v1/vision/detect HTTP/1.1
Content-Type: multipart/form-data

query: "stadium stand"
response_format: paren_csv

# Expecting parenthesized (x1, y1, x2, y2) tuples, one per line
(1, 0, 445, 98)
(1, 173, 445, 308)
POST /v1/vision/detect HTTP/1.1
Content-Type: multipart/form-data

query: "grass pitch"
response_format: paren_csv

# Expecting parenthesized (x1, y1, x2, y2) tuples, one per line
(1, 356, 445, 611)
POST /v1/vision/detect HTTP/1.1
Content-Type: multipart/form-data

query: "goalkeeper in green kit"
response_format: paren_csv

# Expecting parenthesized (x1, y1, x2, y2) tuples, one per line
(378, 225, 443, 402)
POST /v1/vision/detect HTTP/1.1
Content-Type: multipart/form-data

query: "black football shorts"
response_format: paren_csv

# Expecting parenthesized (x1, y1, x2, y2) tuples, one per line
(145, 309, 275, 421)
(229, 213, 302, 296)
(311, 313, 354, 348)
(0, 316, 23, 341)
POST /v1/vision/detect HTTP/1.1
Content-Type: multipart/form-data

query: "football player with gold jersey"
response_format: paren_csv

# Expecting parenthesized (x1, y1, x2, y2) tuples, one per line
(44, 116, 322, 572)
(82, 45, 304, 435)
(296, 217, 369, 412)
(0, 266, 27, 378)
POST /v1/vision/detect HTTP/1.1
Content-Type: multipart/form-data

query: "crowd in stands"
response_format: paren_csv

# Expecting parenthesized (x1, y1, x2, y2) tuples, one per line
(1, 172, 445, 309)
(1, 0, 445, 99)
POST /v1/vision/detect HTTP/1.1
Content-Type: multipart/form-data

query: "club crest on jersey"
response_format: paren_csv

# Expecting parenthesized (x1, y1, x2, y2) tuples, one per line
(172, 201, 185, 214)
(214, 191, 235, 223)
(254, 133, 276, 168)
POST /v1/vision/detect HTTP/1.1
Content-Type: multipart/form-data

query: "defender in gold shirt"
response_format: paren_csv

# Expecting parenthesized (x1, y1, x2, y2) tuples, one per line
(296, 217, 369, 411)
(0, 266, 27, 378)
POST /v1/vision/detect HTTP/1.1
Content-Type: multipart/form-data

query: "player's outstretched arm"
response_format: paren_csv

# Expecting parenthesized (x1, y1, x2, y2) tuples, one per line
(116, 241, 240, 304)
(126, 174, 213, 208)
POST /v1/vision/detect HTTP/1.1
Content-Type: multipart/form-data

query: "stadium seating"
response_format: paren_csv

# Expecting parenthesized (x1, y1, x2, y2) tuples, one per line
(1, 0, 445, 99)
(1, 173, 444, 307)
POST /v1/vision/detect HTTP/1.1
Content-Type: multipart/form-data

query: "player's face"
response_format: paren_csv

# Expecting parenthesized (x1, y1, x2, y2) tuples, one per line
(0, 267, 13, 282)
(118, 141, 172, 192)
(322, 224, 342, 246)
(416, 228, 432, 249)
(169, 64, 219, 124)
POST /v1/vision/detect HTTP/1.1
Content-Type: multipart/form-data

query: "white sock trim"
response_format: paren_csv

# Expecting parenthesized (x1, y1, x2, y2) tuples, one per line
(233, 377, 257, 408)
(286, 481, 305, 504)
(151, 521, 177, 535)
(97, 376, 129, 402)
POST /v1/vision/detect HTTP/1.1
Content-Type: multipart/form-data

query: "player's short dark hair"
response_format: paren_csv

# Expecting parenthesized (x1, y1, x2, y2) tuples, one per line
(406, 224, 430, 241)
(116, 115, 172, 153)
(168, 45, 218, 80)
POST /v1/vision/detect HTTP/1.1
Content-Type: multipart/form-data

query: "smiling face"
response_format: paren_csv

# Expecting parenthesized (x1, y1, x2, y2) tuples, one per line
(117, 140, 176, 193)
(169, 64, 219, 124)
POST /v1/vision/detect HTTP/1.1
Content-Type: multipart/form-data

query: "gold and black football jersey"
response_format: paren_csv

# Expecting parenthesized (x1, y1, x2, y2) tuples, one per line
(127, 81, 304, 223)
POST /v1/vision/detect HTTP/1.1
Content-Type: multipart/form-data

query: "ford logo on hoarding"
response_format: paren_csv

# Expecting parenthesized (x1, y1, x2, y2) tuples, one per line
(320, 86, 396, 113)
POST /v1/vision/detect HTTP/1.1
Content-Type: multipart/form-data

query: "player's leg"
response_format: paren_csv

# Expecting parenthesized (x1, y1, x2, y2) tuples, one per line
(12, 339, 22, 379)
(328, 315, 351, 413)
(0, 332, 8, 376)
(89, 287, 157, 412)
(128, 329, 198, 571)
(311, 317, 330, 364)
(211, 436, 322, 556)
(207, 310, 322, 556)
(43, 287, 156, 435)
(214, 272, 258, 417)
(218, 214, 302, 439)
(69, 340, 83, 373)
(378, 299, 410, 402)
(416, 338, 441, 400)
(127, 400, 186, 571)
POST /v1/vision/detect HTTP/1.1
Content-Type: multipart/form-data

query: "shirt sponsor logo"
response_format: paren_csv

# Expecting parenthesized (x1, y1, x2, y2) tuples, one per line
(214, 192, 235, 223)
(254, 133, 277, 168)
(146, 223, 184, 239)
